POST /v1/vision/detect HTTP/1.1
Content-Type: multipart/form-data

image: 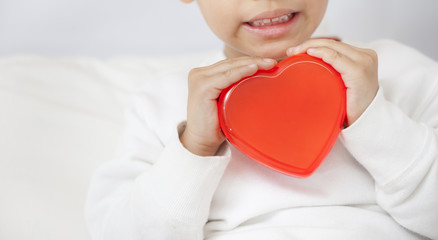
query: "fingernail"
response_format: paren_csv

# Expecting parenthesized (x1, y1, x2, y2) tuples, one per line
(248, 63, 257, 68)
(287, 48, 295, 55)
(288, 46, 302, 55)
(263, 58, 276, 64)
(307, 48, 316, 54)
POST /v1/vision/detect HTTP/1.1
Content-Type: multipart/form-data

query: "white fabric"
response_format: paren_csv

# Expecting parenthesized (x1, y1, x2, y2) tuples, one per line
(0, 56, 137, 240)
(85, 39, 438, 240)
(0, 54, 210, 240)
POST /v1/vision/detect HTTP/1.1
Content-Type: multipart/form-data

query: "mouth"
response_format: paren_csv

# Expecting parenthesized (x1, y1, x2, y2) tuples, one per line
(243, 10, 299, 38)
(245, 12, 297, 27)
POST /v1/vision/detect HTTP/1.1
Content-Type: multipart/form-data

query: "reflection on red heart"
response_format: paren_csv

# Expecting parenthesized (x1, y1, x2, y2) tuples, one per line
(218, 54, 346, 177)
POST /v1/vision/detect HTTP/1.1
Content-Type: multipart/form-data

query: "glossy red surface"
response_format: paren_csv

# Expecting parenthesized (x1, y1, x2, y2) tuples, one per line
(218, 54, 346, 177)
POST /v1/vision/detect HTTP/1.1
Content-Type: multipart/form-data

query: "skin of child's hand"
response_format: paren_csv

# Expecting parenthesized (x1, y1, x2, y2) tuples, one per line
(180, 57, 277, 156)
(287, 39, 379, 126)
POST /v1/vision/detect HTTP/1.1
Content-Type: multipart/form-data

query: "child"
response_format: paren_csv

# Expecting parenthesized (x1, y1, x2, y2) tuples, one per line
(85, 0, 438, 239)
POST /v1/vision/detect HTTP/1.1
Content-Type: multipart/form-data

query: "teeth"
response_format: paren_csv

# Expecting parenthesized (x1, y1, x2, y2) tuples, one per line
(249, 13, 294, 27)
(279, 15, 289, 22)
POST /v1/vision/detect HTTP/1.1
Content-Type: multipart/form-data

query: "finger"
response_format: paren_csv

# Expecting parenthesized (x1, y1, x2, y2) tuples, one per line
(305, 46, 355, 76)
(213, 57, 279, 89)
(211, 63, 260, 91)
(287, 38, 347, 54)
(287, 39, 364, 61)
(201, 57, 276, 76)
(189, 62, 260, 101)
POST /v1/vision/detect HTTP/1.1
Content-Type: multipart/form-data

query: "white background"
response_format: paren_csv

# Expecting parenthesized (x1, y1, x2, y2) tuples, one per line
(1, 0, 438, 59)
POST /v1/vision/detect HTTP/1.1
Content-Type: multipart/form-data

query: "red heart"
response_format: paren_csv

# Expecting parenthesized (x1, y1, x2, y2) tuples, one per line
(218, 54, 346, 177)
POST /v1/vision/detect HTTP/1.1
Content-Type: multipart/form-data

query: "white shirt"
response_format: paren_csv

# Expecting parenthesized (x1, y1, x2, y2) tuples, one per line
(85, 39, 438, 240)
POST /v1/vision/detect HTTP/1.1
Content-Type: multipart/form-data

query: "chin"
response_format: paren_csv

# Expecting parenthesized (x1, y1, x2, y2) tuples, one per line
(251, 37, 310, 60)
(246, 42, 295, 60)
(226, 44, 289, 60)
(251, 48, 288, 61)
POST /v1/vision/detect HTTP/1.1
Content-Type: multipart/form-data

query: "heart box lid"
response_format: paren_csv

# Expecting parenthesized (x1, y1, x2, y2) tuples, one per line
(218, 54, 346, 177)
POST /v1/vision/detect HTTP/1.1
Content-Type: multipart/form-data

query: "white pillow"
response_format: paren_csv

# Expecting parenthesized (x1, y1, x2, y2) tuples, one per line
(0, 55, 142, 240)
(0, 52, 218, 240)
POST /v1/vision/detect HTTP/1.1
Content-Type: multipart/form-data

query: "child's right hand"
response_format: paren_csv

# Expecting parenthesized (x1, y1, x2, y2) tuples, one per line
(180, 57, 277, 156)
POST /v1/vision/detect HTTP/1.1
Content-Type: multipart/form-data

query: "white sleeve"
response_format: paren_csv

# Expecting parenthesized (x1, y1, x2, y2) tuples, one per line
(341, 87, 438, 239)
(85, 105, 230, 240)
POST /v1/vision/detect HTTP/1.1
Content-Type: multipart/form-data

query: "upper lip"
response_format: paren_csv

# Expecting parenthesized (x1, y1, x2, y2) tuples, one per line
(246, 9, 296, 22)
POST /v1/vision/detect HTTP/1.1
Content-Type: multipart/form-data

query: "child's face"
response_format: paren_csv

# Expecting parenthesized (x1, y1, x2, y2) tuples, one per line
(189, 0, 328, 60)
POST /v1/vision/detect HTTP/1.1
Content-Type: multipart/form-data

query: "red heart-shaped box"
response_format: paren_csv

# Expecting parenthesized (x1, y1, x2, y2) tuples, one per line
(218, 54, 346, 177)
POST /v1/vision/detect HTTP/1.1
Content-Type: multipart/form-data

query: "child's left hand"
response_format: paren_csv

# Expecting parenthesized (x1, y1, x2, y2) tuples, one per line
(287, 39, 379, 126)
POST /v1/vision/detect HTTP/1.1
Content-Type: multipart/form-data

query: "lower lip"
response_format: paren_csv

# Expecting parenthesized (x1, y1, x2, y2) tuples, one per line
(243, 13, 299, 39)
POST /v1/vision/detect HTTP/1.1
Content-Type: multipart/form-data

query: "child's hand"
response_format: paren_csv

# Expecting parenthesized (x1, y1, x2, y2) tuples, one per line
(287, 39, 379, 126)
(180, 57, 277, 156)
